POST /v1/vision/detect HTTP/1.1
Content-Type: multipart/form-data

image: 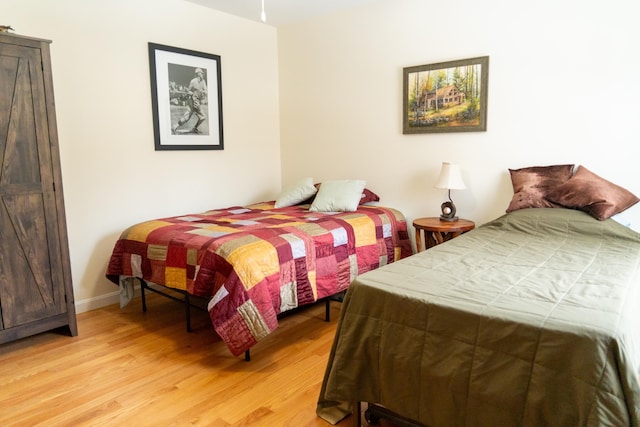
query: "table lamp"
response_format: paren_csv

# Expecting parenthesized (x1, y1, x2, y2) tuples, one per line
(434, 162, 466, 222)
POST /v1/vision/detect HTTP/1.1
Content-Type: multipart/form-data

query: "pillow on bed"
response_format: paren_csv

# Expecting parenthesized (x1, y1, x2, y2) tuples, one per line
(545, 166, 640, 220)
(360, 187, 380, 205)
(309, 180, 367, 212)
(274, 177, 318, 208)
(301, 184, 380, 206)
(506, 164, 575, 212)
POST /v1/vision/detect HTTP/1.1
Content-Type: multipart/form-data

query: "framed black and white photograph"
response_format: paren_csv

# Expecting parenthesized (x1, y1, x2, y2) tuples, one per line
(148, 42, 223, 150)
(403, 56, 488, 134)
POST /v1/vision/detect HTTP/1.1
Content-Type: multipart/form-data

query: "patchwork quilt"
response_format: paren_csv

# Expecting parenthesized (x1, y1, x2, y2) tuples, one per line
(106, 202, 412, 356)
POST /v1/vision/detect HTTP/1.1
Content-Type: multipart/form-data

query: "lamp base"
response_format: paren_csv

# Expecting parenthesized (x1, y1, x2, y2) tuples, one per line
(440, 201, 458, 222)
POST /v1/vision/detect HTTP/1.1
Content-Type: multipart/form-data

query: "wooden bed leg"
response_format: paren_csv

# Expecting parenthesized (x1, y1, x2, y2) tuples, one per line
(353, 401, 361, 427)
(185, 293, 192, 333)
(140, 279, 147, 312)
(325, 299, 331, 322)
(244, 350, 250, 361)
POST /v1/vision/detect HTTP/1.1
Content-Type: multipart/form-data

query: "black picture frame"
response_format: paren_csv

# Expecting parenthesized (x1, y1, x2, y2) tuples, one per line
(148, 42, 224, 150)
(403, 56, 489, 134)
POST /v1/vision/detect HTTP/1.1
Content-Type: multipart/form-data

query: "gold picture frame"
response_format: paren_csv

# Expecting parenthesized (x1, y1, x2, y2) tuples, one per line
(403, 56, 489, 134)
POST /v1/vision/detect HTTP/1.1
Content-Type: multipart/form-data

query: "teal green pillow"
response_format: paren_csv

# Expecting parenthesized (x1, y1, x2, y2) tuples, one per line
(274, 177, 317, 208)
(309, 180, 367, 212)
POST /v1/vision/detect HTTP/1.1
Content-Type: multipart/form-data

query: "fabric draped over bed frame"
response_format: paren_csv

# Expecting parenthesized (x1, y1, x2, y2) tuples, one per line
(106, 202, 412, 356)
(317, 208, 640, 426)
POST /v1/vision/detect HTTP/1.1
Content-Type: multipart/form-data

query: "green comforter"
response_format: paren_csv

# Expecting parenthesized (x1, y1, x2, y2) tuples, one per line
(318, 208, 640, 426)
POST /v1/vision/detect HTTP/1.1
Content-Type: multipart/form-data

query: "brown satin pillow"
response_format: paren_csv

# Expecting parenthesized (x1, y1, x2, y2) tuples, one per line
(506, 164, 575, 212)
(360, 187, 380, 204)
(545, 166, 639, 220)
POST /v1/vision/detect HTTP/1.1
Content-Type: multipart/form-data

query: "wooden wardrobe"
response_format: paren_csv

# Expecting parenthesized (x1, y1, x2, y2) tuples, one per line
(0, 32, 77, 343)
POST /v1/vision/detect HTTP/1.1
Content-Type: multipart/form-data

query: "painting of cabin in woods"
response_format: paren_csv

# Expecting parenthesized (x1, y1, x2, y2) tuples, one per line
(403, 56, 489, 134)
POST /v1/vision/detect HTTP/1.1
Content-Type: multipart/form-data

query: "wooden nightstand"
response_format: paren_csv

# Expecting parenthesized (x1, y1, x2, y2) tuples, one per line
(413, 217, 475, 252)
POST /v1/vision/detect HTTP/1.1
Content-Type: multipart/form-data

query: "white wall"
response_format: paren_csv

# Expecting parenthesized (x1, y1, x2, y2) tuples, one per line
(278, 0, 640, 230)
(2, 0, 282, 311)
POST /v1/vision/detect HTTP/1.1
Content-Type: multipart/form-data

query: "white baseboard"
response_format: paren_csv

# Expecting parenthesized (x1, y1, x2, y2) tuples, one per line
(74, 282, 169, 313)
(74, 287, 141, 313)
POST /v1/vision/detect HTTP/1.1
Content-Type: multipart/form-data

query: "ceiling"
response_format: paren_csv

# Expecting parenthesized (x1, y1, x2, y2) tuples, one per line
(186, 0, 382, 27)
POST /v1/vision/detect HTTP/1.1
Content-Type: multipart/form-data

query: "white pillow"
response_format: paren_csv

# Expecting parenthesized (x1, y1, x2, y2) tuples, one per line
(309, 180, 367, 212)
(274, 177, 317, 208)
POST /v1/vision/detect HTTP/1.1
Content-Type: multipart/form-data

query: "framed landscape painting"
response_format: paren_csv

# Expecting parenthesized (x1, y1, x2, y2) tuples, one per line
(149, 42, 224, 150)
(403, 56, 489, 134)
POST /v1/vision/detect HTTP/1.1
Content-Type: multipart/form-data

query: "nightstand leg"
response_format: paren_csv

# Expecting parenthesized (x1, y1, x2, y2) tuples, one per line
(426, 231, 442, 249)
(415, 229, 424, 252)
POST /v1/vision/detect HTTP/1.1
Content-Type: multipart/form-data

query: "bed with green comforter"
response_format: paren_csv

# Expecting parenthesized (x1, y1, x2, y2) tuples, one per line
(318, 208, 640, 426)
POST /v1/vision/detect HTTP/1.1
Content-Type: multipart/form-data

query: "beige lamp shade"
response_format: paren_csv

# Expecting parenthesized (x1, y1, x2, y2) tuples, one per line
(434, 162, 466, 190)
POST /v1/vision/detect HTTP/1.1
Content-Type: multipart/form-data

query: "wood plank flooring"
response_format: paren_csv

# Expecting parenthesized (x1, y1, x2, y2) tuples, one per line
(0, 294, 399, 426)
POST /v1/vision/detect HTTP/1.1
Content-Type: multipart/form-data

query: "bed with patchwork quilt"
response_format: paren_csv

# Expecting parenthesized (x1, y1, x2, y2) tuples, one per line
(106, 201, 412, 357)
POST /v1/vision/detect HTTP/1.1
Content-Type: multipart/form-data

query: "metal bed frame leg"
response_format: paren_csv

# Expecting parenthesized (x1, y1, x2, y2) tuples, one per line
(353, 401, 361, 427)
(141, 279, 147, 312)
(185, 293, 192, 332)
(244, 349, 250, 361)
(325, 299, 331, 321)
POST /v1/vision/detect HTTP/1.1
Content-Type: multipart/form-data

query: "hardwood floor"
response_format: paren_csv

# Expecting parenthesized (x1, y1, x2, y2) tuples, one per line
(0, 293, 400, 426)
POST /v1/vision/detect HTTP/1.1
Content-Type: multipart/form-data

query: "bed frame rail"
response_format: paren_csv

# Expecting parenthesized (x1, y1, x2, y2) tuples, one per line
(353, 402, 426, 427)
(139, 279, 334, 361)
